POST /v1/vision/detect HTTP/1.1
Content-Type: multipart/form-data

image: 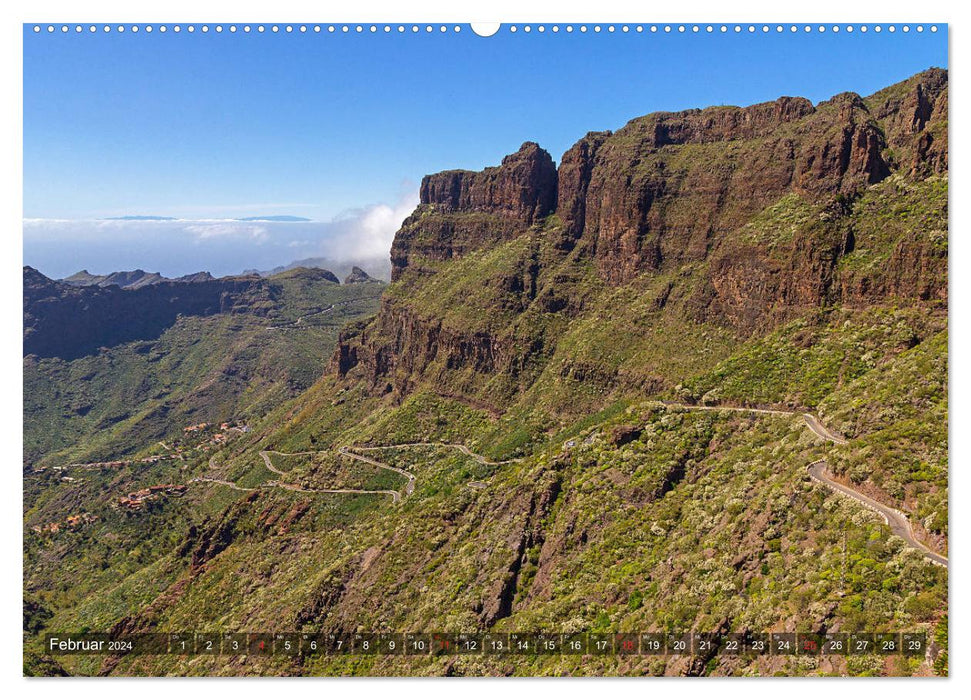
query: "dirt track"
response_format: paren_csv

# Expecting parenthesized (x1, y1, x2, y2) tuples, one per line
(195, 440, 509, 504)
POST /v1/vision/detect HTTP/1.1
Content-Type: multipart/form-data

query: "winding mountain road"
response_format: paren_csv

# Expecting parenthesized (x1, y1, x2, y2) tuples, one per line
(268, 479, 401, 502)
(189, 476, 255, 492)
(262, 447, 415, 499)
(193, 474, 400, 501)
(189, 403, 946, 567)
(343, 442, 520, 466)
(251, 449, 405, 501)
(192, 459, 401, 502)
(801, 413, 848, 445)
(337, 447, 416, 496)
(192, 441, 506, 504)
(264, 299, 366, 331)
(264, 305, 335, 331)
(670, 403, 946, 567)
(807, 460, 948, 567)
(193, 447, 425, 503)
(259, 450, 314, 476)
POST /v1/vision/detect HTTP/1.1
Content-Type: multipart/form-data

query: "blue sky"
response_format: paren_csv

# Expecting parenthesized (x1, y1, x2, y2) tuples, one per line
(23, 24, 947, 276)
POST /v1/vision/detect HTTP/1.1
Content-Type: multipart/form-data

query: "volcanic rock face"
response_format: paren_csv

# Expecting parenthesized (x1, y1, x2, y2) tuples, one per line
(865, 67, 948, 177)
(576, 92, 896, 285)
(556, 131, 610, 247)
(332, 298, 504, 395)
(391, 142, 557, 281)
(337, 69, 948, 400)
(418, 142, 557, 223)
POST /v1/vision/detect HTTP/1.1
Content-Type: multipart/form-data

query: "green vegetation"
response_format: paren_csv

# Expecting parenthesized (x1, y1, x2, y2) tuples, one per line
(738, 193, 821, 248)
(679, 307, 943, 409)
(838, 175, 947, 275)
(26, 402, 946, 677)
(822, 331, 948, 543)
(24, 207, 947, 679)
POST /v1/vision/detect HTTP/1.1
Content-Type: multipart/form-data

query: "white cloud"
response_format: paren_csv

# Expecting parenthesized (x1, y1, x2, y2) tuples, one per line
(184, 222, 270, 243)
(325, 190, 419, 261)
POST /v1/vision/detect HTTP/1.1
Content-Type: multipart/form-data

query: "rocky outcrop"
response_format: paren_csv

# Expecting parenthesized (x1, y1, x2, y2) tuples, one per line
(625, 95, 815, 147)
(690, 216, 851, 331)
(838, 230, 948, 306)
(556, 131, 610, 247)
(419, 141, 557, 223)
(343, 266, 377, 284)
(575, 92, 893, 285)
(331, 298, 507, 397)
(105, 270, 165, 289)
(391, 142, 557, 280)
(478, 471, 561, 626)
(174, 271, 216, 284)
(389, 79, 928, 290)
(865, 67, 948, 177)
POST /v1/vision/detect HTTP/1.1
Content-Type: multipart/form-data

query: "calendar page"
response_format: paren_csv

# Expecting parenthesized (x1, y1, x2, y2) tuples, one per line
(22, 18, 949, 679)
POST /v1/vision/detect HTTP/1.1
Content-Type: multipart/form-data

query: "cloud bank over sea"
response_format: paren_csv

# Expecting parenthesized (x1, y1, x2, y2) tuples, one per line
(23, 191, 418, 280)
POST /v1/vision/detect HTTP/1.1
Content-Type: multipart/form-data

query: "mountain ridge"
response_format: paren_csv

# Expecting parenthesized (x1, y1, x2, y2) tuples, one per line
(338, 69, 947, 410)
(61, 268, 218, 290)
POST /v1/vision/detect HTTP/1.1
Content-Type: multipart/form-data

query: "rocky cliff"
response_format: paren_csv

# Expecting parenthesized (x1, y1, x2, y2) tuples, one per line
(340, 69, 948, 409)
(390, 142, 557, 281)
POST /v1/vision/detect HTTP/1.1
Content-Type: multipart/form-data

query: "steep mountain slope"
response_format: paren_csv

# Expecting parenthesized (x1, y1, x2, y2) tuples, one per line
(24, 69, 947, 677)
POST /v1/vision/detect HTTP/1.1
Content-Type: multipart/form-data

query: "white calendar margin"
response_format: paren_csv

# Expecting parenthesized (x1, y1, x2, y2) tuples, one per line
(2, 0, 961, 698)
